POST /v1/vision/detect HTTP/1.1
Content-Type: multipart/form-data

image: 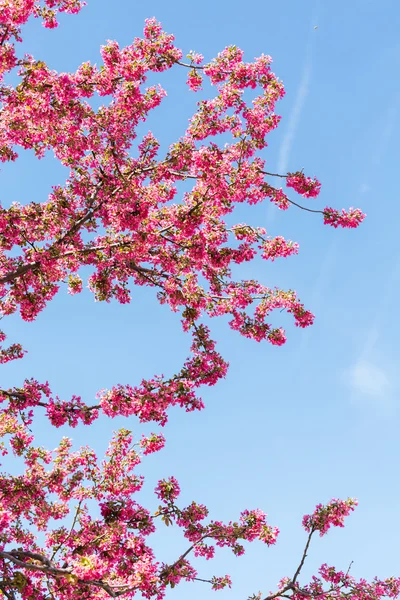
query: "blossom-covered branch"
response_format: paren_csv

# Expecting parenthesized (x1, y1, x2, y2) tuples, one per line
(0, 3, 371, 600)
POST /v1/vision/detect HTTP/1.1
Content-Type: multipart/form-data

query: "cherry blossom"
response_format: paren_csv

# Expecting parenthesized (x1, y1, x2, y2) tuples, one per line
(0, 3, 373, 599)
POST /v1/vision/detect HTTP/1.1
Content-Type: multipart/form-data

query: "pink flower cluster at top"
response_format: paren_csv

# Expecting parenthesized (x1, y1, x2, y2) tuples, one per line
(0, 0, 85, 31)
(302, 498, 358, 536)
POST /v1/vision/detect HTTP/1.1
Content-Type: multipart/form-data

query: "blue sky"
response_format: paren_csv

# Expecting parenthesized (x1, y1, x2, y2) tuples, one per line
(2, 0, 400, 597)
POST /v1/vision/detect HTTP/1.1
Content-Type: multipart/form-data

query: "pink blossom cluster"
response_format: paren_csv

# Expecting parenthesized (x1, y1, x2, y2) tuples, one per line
(0, 0, 85, 33)
(139, 432, 166, 455)
(0, 415, 287, 598)
(323, 207, 366, 228)
(286, 171, 321, 198)
(261, 236, 299, 261)
(187, 68, 203, 91)
(211, 575, 232, 590)
(155, 476, 181, 502)
(283, 564, 400, 600)
(0, 330, 25, 363)
(0, 5, 372, 600)
(302, 498, 358, 536)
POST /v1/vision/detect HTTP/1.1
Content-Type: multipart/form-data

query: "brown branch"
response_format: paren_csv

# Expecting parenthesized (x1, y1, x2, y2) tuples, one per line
(0, 388, 101, 413)
(261, 530, 315, 600)
(287, 198, 324, 215)
(0, 550, 124, 598)
(0, 166, 138, 286)
(166, 533, 210, 573)
(263, 583, 294, 600)
(292, 529, 314, 584)
(0, 160, 323, 289)
(175, 60, 206, 70)
(50, 502, 83, 562)
(168, 169, 198, 179)
(262, 170, 288, 179)
(0, 262, 39, 285)
(0, 551, 69, 577)
(0, 26, 9, 46)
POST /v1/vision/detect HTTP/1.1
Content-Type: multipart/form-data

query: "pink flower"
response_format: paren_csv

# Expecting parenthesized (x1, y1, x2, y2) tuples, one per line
(287, 171, 321, 198)
(261, 236, 299, 261)
(187, 69, 203, 91)
(323, 207, 366, 229)
(155, 476, 181, 502)
(302, 498, 358, 536)
(268, 327, 286, 346)
(211, 575, 232, 590)
(140, 433, 166, 455)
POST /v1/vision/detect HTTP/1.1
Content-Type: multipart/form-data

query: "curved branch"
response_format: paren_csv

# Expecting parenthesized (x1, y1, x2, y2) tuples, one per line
(166, 533, 210, 573)
(287, 198, 324, 215)
(0, 551, 70, 577)
(0, 550, 126, 598)
(261, 529, 315, 600)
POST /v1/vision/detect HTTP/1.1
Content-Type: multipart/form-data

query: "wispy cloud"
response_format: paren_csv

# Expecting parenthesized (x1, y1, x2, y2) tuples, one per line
(357, 97, 398, 196)
(276, 0, 320, 175)
(348, 103, 399, 409)
(346, 257, 400, 410)
(370, 102, 398, 169)
(277, 55, 312, 175)
(299, 239, 338, 353)
(267, 12, 318, 224)
(359, 182, 371, 194)
(346, 357, 395, 414)
(348, 360, 391, 398)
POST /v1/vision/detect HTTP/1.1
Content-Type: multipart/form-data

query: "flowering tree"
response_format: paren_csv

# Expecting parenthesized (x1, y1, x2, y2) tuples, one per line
(0, 2, 393, 600)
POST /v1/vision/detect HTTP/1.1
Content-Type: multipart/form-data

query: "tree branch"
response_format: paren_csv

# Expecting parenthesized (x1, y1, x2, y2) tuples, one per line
(292, 529, 314, 584)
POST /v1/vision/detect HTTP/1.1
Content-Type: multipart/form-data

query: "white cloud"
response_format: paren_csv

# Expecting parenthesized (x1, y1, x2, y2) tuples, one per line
(349, 360, 390, 398)
(359, 182, 371, 194)
(345, 257, 400, 409)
